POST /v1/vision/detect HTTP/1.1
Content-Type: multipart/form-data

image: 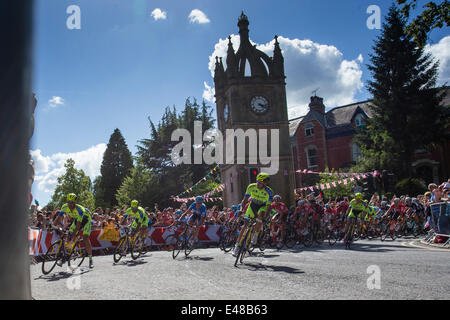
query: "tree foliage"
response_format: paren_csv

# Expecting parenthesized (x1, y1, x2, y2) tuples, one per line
(99, 128, 134, 207)
(397, 0, 450, 47)
(134, 98, 217, 208)
(355, 5, 447, 179)
(48, 158, 95, 209)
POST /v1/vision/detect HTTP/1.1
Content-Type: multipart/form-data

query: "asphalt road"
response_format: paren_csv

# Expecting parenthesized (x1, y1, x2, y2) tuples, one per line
(30, 238, 450, 300)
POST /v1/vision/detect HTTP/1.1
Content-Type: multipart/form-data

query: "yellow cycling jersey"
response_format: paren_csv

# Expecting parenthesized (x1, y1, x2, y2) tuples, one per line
(59, 203, 91, 222)
(244, 183, 273, 206)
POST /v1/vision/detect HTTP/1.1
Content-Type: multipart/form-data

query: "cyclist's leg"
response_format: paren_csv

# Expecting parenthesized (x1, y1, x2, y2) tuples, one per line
(252, 206, 267, 244)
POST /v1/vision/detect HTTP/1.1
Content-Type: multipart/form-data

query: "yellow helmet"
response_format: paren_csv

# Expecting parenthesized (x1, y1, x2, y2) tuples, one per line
(257, 173, 270, 183)
(67, 193, 77, 202)
(355, 193, 363, 200)
(131, 200, 139, 208)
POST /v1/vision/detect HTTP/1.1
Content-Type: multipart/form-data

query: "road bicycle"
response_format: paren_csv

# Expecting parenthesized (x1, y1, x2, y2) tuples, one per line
(234, 219, 258, 267)
(41, 227, 86, 275)
(169, 221, 196, 259)
(113, 226, 145, 263)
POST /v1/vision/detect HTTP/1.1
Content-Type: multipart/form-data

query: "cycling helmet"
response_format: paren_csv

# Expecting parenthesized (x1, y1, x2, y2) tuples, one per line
(394, 198, 400, 204)
(131, 200, 139, 208)
(195, 196, 204, 203)
(175, 210, 182, 215)
(256, 173, 270, 183)
(231, 205, 237, 211)
(405, 197, 412, 203)
(297, 200, 305, 206)
(355, 193, 363, 200)
(273, 195, 282, 202)
(381, 201, 388, 207)
(67, 193, 77, 202)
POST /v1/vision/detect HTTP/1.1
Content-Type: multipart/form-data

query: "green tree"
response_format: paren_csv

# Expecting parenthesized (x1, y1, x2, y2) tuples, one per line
(136, 98, 216, 208)
(318, 168, 356, 200)
(397, 0, 450, 47)
(356, 5, 447, 179)
(48, 158, 94, 209)
(116, 166, 152, 207)
(99, 128, 134, 207)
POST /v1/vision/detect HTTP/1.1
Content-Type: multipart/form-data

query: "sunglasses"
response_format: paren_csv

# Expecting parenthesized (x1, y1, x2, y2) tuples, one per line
(68, 201, 75, 204)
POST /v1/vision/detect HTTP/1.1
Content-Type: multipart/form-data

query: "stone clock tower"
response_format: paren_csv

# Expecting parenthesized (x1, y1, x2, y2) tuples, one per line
(214, 12, 295, 207)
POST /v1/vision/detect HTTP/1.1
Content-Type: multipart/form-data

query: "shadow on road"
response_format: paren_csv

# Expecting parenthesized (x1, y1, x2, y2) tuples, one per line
(184, 256, 215, 262)
(242, 262, 305, 274)
(34, 269, 90, 282)
(113, 259, 148, 267)
(278, 240, 415, 254)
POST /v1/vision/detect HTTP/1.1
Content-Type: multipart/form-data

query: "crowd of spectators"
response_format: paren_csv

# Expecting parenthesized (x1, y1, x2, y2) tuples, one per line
(29, 180, 450, 237)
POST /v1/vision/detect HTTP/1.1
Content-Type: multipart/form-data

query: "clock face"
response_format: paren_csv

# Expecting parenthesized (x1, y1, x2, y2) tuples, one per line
(224, 103, 229, 122)
(250, 96, 269, 115)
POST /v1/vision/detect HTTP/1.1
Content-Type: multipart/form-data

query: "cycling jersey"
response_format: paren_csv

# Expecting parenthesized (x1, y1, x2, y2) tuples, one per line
(347, 199, 368, 218)
(124, 206, 150, 228)
(243, 183, 274, 220)
(59, 204, 92, 236)
(244, 183, 273, 206)
(189, 202, 207, 217)
(59, 203, 91, 221)
(269, 202, 289, 223)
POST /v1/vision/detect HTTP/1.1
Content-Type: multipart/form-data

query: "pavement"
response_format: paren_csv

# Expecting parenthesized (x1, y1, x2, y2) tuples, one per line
(30, 237, 450, 300)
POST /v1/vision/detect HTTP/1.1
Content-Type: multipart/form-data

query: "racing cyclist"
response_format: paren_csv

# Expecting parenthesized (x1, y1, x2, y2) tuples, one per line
(343, 193, 368, 241)
(119, 200, 151, 251)
(53, 193, 94, 269)
(178, 196, 207, 247)
(232, 173, 273, 257)
(269, 195, 289, 245)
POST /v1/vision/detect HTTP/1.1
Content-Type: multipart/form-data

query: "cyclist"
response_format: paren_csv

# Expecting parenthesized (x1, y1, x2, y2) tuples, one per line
(343, 193, 368, 239)
(53, 193, 94, 269)
(269, 195, 289, 245)
(178, 196, 207, 247)
(119, 200, 151, 249)
(232, 173, 273, 257)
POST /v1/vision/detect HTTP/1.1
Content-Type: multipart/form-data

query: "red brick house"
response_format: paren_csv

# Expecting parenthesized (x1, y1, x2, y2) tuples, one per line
(289, 89, 450, 188)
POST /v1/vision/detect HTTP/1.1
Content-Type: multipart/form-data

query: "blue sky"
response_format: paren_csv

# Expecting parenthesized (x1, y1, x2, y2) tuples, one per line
(30, 0, 450, 206)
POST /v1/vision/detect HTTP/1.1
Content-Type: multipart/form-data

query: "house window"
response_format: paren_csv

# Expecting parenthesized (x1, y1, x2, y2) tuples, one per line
(305, 146, 318, 168)
(305, 124, 314, 137)
(355, 114, 365, 127)
(352, 143, 362, 162)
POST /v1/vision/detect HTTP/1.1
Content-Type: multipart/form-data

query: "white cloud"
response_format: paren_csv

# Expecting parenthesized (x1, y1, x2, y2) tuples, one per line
(48, 96, 65, 109)
(151, 8, 167, 21)
(31, 144, 107, 194)
(425, 36, 450, 85)
(189, 9, 210, 24)
(206, 35, 364, 118)
(202, 81, 215, 103)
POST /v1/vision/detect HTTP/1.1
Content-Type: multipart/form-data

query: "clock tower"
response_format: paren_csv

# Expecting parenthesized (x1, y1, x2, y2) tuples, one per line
(214, 12, 295, 207)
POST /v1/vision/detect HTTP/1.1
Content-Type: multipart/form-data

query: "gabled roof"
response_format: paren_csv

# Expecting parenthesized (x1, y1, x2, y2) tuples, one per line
(288, 99, 374, 137)
(300, 109, 327, 128)
(325, 100, 373, 127)
(289, 116, 304, 137)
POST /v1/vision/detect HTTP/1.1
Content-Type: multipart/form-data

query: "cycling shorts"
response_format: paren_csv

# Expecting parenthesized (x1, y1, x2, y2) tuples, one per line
(244, 201, 267, 220)
(69, 216, 91, 236)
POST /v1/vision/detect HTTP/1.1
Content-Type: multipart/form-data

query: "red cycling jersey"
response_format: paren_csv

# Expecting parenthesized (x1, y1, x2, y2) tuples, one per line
(269, 202, 289, 216)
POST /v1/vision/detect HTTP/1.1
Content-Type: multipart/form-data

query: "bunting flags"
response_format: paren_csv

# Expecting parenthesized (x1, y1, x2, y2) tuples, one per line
(173, 184, 225, 203)
(172, 166, 220, 199)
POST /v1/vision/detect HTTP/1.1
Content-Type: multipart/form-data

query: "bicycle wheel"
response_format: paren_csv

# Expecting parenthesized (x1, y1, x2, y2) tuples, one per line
(131, 237, 143, 260)
(328, 231, 337, 246)
(302, 232, 313, 248)
(68, 240, 85, 270)
(184, 234, 194, 257)
(172, 237, 185, 259)
(42, 241, 63, 275)
(315, 230, 324, 245)
(234, 227, 251, 267)
(223, 231, 237, 253)
(285, 231, 297, 249)
(113, 236, 127, 263)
